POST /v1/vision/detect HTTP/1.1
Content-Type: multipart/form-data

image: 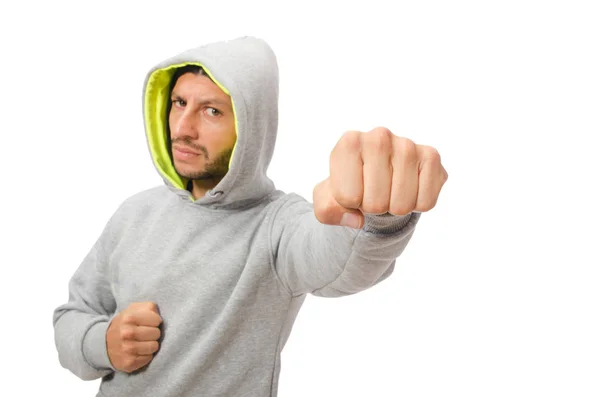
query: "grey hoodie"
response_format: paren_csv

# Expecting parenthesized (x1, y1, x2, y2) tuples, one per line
(52, 36, 421, 397)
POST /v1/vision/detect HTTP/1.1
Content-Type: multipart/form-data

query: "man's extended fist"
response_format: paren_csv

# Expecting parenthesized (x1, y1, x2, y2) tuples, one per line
(106, 302, 163, 373)
(314, 127, 448, 228)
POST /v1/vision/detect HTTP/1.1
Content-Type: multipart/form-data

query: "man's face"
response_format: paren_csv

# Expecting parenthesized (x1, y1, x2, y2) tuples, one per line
(169, 72, 236, 181)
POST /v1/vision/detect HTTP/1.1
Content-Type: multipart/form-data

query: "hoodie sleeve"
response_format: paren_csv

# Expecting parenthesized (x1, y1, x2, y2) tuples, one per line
(52, 215, 118, 380)
(270, 194, 421, 297)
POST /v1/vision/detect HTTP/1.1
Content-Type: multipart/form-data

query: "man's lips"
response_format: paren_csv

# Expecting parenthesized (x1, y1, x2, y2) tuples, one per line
(173, 145, 200, 155)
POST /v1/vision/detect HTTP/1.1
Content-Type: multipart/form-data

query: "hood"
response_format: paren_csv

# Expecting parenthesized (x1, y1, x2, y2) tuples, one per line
(141, 36, 279, 208)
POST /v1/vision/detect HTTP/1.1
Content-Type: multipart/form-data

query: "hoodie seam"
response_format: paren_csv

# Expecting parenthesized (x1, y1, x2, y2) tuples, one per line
(219, 86, 247, 199)
(267, 196, 299, 298)
(267, 193, 362, 297)
(265, 195, 298, 394)
(268, 295, 293, 397)
(309, 233, 360, 295)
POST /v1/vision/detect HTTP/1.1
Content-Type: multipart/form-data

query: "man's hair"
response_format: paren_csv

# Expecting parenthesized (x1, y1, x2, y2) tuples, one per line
(169, 64, 208, 93)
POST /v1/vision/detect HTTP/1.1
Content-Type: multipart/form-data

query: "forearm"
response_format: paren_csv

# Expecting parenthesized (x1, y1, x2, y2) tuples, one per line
(52, 239, 118, 380)
(53, 307, 115, 380)
(271, 194, 420, 297)
(311, 212, 419, 297)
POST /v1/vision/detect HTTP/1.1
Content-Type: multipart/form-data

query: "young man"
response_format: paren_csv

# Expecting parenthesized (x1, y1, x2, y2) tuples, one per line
(53, 36, 448, 396)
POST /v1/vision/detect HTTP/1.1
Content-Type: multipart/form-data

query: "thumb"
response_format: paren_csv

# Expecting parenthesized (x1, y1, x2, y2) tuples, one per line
(313, 178, 364, 229)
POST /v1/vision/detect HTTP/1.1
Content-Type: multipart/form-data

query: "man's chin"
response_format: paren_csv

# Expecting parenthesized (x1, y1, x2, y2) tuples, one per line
(174, 164, 205, 179)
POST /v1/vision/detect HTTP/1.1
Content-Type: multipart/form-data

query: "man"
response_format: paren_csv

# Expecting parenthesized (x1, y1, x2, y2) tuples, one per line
(53, 36, 447, 396)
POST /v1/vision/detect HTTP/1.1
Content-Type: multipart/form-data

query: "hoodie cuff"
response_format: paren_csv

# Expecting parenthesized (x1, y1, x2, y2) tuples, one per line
(83, 320, 115, 371)
(362, 212, 420, 234)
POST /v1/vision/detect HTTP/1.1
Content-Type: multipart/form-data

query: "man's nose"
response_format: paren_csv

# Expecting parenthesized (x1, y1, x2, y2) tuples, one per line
(172, 111, 200, 140)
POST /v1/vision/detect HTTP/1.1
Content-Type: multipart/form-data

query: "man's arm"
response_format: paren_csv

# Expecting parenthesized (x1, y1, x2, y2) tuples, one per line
(270, 127, 446, 297)
(52, 218, 117, 380)
(270, 194, 420, 297)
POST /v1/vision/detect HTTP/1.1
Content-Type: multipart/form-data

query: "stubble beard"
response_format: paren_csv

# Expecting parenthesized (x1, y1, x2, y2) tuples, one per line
(175, 146, 233, 181)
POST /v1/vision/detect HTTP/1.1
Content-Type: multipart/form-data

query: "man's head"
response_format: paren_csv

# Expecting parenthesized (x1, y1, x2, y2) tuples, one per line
(167, 65, 236, 184)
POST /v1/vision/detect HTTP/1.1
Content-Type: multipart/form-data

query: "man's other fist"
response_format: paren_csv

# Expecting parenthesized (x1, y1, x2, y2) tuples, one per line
(106, 301, 163, 373)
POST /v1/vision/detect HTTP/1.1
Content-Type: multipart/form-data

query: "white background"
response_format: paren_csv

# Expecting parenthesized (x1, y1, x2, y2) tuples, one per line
(1, 0, 599, 396)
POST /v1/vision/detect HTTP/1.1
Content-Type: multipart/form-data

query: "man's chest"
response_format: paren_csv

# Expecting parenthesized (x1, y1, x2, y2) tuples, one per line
(105, 214, 275, 314)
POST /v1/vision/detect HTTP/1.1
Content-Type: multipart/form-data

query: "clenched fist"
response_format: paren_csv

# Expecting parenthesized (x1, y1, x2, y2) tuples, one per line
(106, 302, 163, 373)
(314, 127, 448, 228)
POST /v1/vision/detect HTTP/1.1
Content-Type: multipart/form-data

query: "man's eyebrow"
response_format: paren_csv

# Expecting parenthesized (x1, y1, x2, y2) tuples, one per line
(200, 97, 231, 108)
(170, 92, 231, 108)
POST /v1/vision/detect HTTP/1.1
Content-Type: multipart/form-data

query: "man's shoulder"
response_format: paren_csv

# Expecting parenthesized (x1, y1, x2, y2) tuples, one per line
(263, 189, 302, 204)
(264, 190, 313, 214)
(110, 185, 171, 218)
(122, 185, 170, 204)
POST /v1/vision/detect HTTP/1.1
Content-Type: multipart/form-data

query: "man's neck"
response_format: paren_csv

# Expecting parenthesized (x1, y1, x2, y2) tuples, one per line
(189, 178, 222, 200)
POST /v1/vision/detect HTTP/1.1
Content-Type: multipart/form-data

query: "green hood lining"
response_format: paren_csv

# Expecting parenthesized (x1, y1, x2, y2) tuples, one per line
(144, 62, 238, 198)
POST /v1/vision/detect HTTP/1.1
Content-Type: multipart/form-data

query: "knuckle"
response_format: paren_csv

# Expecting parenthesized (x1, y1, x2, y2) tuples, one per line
(365, 128, 392, 152)
(334, 191, 362, 208)
(151, 313, 163, 326)
(123, 357, 136, 371)
(395, 137, 417, 157)
(122, 342, 137, 355)
(338, 130, 362, 152)
(121, 313, 135, 325)
(371, 126, 392, 136)
(151, 341, 160, 353)
(313, 197, 335, 223)
(323, 198, 339, 213)
(416, 199, 436, 212)
(120, 327, 134, 340)
(423, 145, 441, 162)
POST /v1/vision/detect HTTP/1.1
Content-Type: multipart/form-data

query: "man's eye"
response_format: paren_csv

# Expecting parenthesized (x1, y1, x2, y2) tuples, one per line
(207, 107, 221, 116)
(172, 99, 185, 107)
